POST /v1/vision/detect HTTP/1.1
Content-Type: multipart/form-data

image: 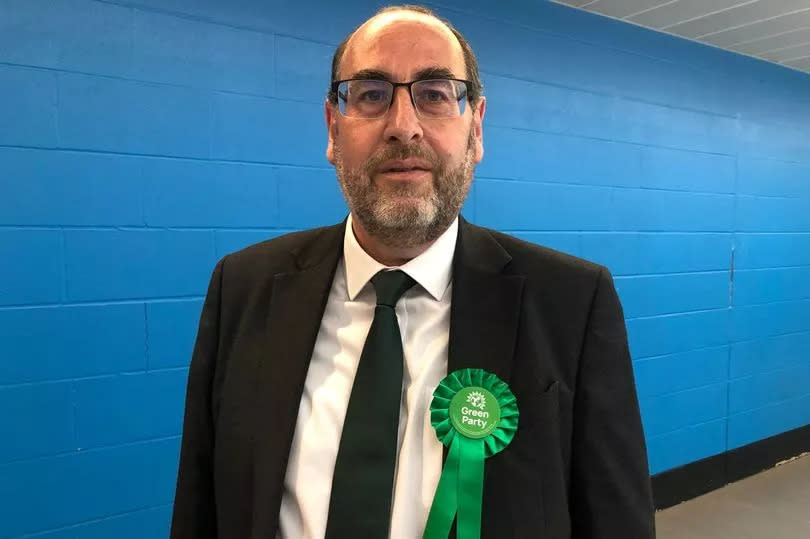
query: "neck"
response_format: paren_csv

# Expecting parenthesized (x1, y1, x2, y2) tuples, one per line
(351, 216, 439, 267)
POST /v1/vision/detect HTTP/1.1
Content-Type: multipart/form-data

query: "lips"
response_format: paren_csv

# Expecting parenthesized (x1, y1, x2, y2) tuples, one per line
(380, 168, 430, 174)
(379, 159, 432, 174)
(385, 166, 428, 172)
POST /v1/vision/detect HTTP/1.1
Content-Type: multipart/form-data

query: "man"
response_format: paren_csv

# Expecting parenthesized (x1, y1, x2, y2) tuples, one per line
(170, 5, 655, 538)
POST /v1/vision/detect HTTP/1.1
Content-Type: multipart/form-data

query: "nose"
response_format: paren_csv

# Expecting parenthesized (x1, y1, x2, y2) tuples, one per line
(383, 86, 423, 144)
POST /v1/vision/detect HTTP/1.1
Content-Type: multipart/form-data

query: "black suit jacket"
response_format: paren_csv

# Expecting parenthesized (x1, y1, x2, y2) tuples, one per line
(170, 217, 655, 538)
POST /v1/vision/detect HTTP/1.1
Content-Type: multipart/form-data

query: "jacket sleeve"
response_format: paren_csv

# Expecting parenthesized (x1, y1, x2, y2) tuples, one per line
(570, 266, 656, 538)
(170, 258, 225, 539)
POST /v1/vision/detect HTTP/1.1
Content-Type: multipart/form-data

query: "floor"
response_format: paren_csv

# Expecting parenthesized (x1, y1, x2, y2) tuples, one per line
(656, 453, 810, 538)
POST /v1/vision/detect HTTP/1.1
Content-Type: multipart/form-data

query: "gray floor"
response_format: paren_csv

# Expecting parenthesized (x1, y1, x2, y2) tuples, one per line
(656, 453, 810, 538)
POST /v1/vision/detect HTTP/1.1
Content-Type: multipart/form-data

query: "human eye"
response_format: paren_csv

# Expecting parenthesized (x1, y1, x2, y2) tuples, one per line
(358, 88, 385, 102)
(417, 85, 452, 103)
(344, 80, 391, 117)
(414, 80, 463, 117)
(349, 80, 389, 102)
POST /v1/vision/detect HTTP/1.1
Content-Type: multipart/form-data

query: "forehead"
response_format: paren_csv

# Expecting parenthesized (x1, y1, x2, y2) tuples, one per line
(340, 11, 466, 80)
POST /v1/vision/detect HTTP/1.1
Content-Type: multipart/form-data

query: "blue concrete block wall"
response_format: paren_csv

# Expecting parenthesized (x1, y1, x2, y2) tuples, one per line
(1, 0, 809, 536)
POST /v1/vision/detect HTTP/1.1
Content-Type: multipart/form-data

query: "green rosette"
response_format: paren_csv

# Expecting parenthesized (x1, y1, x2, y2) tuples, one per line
(423, 368, 519, 539)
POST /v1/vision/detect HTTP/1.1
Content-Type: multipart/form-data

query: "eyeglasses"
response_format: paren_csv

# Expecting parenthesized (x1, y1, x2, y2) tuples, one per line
(331, 78, 472, 119)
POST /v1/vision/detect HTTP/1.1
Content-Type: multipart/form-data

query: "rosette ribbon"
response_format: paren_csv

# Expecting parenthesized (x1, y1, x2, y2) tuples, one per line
(423, 368, 519, 539)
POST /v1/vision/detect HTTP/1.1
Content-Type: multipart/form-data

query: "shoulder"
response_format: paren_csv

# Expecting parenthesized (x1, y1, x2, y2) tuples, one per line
(472, 224, 606, 282)
(226, 225, 339, 268)
(210, 223, 344, 293)
(459, 222, 614, 324)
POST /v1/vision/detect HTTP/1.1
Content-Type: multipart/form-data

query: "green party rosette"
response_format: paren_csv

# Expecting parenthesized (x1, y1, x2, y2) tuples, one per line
(423, 368, 519, 539)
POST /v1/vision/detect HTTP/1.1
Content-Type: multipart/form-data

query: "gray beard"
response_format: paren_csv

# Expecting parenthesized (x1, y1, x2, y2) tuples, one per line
(334, 132, 475, 249)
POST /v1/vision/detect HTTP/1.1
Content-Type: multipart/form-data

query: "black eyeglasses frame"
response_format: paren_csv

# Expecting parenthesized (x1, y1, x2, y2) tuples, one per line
(329, 78, 474, 118)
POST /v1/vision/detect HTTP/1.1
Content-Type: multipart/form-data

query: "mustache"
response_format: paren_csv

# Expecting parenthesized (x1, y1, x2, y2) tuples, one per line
(363, 144, 440, 176)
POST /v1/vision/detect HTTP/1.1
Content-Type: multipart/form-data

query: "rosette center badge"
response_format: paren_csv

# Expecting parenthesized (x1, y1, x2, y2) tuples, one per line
(449, 387, 500, 439)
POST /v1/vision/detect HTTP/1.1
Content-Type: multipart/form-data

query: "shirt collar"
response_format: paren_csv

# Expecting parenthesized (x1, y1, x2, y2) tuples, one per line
(343, 213, 458, 302)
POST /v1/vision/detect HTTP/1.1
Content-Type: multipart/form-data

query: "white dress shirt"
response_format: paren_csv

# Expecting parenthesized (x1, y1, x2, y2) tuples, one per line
(278, 214, 458, 539)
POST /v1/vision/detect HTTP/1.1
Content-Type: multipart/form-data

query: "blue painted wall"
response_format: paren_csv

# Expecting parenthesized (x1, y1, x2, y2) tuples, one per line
(1, 0, 809, 536)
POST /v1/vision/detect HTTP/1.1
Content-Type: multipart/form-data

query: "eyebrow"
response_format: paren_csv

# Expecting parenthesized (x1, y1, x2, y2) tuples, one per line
(347, 66, 458, 81)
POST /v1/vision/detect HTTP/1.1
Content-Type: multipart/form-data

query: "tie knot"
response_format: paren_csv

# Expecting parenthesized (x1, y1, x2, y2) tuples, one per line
(370, 270, 416, 307)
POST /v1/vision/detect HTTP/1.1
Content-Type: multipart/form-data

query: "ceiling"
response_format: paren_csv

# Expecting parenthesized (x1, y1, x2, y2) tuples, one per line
(551, 0, 810, 75)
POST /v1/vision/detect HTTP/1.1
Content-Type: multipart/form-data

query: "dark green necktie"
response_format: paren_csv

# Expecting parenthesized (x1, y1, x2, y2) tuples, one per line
(325, 269, 416, 539)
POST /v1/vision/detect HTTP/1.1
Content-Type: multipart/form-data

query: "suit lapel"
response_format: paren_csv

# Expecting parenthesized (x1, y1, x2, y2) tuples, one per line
(448, 218, 525, 382)
(447, 219, 525, 538)
(251, 223, 345, 536)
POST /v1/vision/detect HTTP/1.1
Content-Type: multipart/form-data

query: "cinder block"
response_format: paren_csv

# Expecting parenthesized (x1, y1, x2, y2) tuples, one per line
(118, 0, 371, 44)
(58, 73, 211, 158)
(646, 420, 726, 474)
(453, 9, 741, 139)
(211, 93, 324, 165)
(132, 10, 274, 95)
(731, 299, 810, 342)
(22, 505, 172, 539)
(147, 300, 204, 369)
(0, 438, 180, 537)
(0, 303, 146, 384)
(639, 383, 727, 437)
(482, 74, 616, 140)
(276, 167, 347, 228)
(0, 229, 62, 306)
(440, 0, 750, 107)
(734, 267, 810, 306)
(735, 233, 810, 269)
(728, 394, 810, 449)
(611, 189, 734, 232)
(0, 65, 57, 146)
(111, 0, 272, 32)
(0, 0, 60, 66)
(580, 233, 641, 276)
(581, 233, 732, 276)
(626, 309, 729, 359)
(260, 0, 374, 44)
(451, 12, 575, 91)
(476, 178, 612, 230)
(276, 36, 333, 103)
(0, 147, 143, 226)
(614, 271, 729, 318)
(736, 195, 810, 232)
(74, 370, 188, 448)
(0, 0, 132, 76)
(739, 119, 810, 162)
(738, 158, 810, 198)
(476, 127, 548, 183)
(636, 233, 732, 274)
(633, 346, 729, 398)
(731, 332, 810, 378)
(143, 158, 277, 227)
(640, 147, 735, 193)
(0, 381, 74, 463)
(64, 230, 215, 301)
(729, 364, 810, 414)
(479, 126, 642, 188)
(615, 98, 739, 155)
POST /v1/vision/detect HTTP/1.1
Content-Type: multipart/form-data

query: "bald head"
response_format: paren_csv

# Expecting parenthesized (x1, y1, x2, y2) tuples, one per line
(328, 5, 483, 105)
(342, 10, 463, 78)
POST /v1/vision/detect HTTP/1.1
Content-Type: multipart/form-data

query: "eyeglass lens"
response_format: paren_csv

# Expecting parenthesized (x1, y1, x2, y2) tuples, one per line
(338, 79, 467, 118)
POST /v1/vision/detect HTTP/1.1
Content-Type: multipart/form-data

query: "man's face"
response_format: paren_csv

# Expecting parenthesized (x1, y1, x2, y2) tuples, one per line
(326, 12, 485, 248)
